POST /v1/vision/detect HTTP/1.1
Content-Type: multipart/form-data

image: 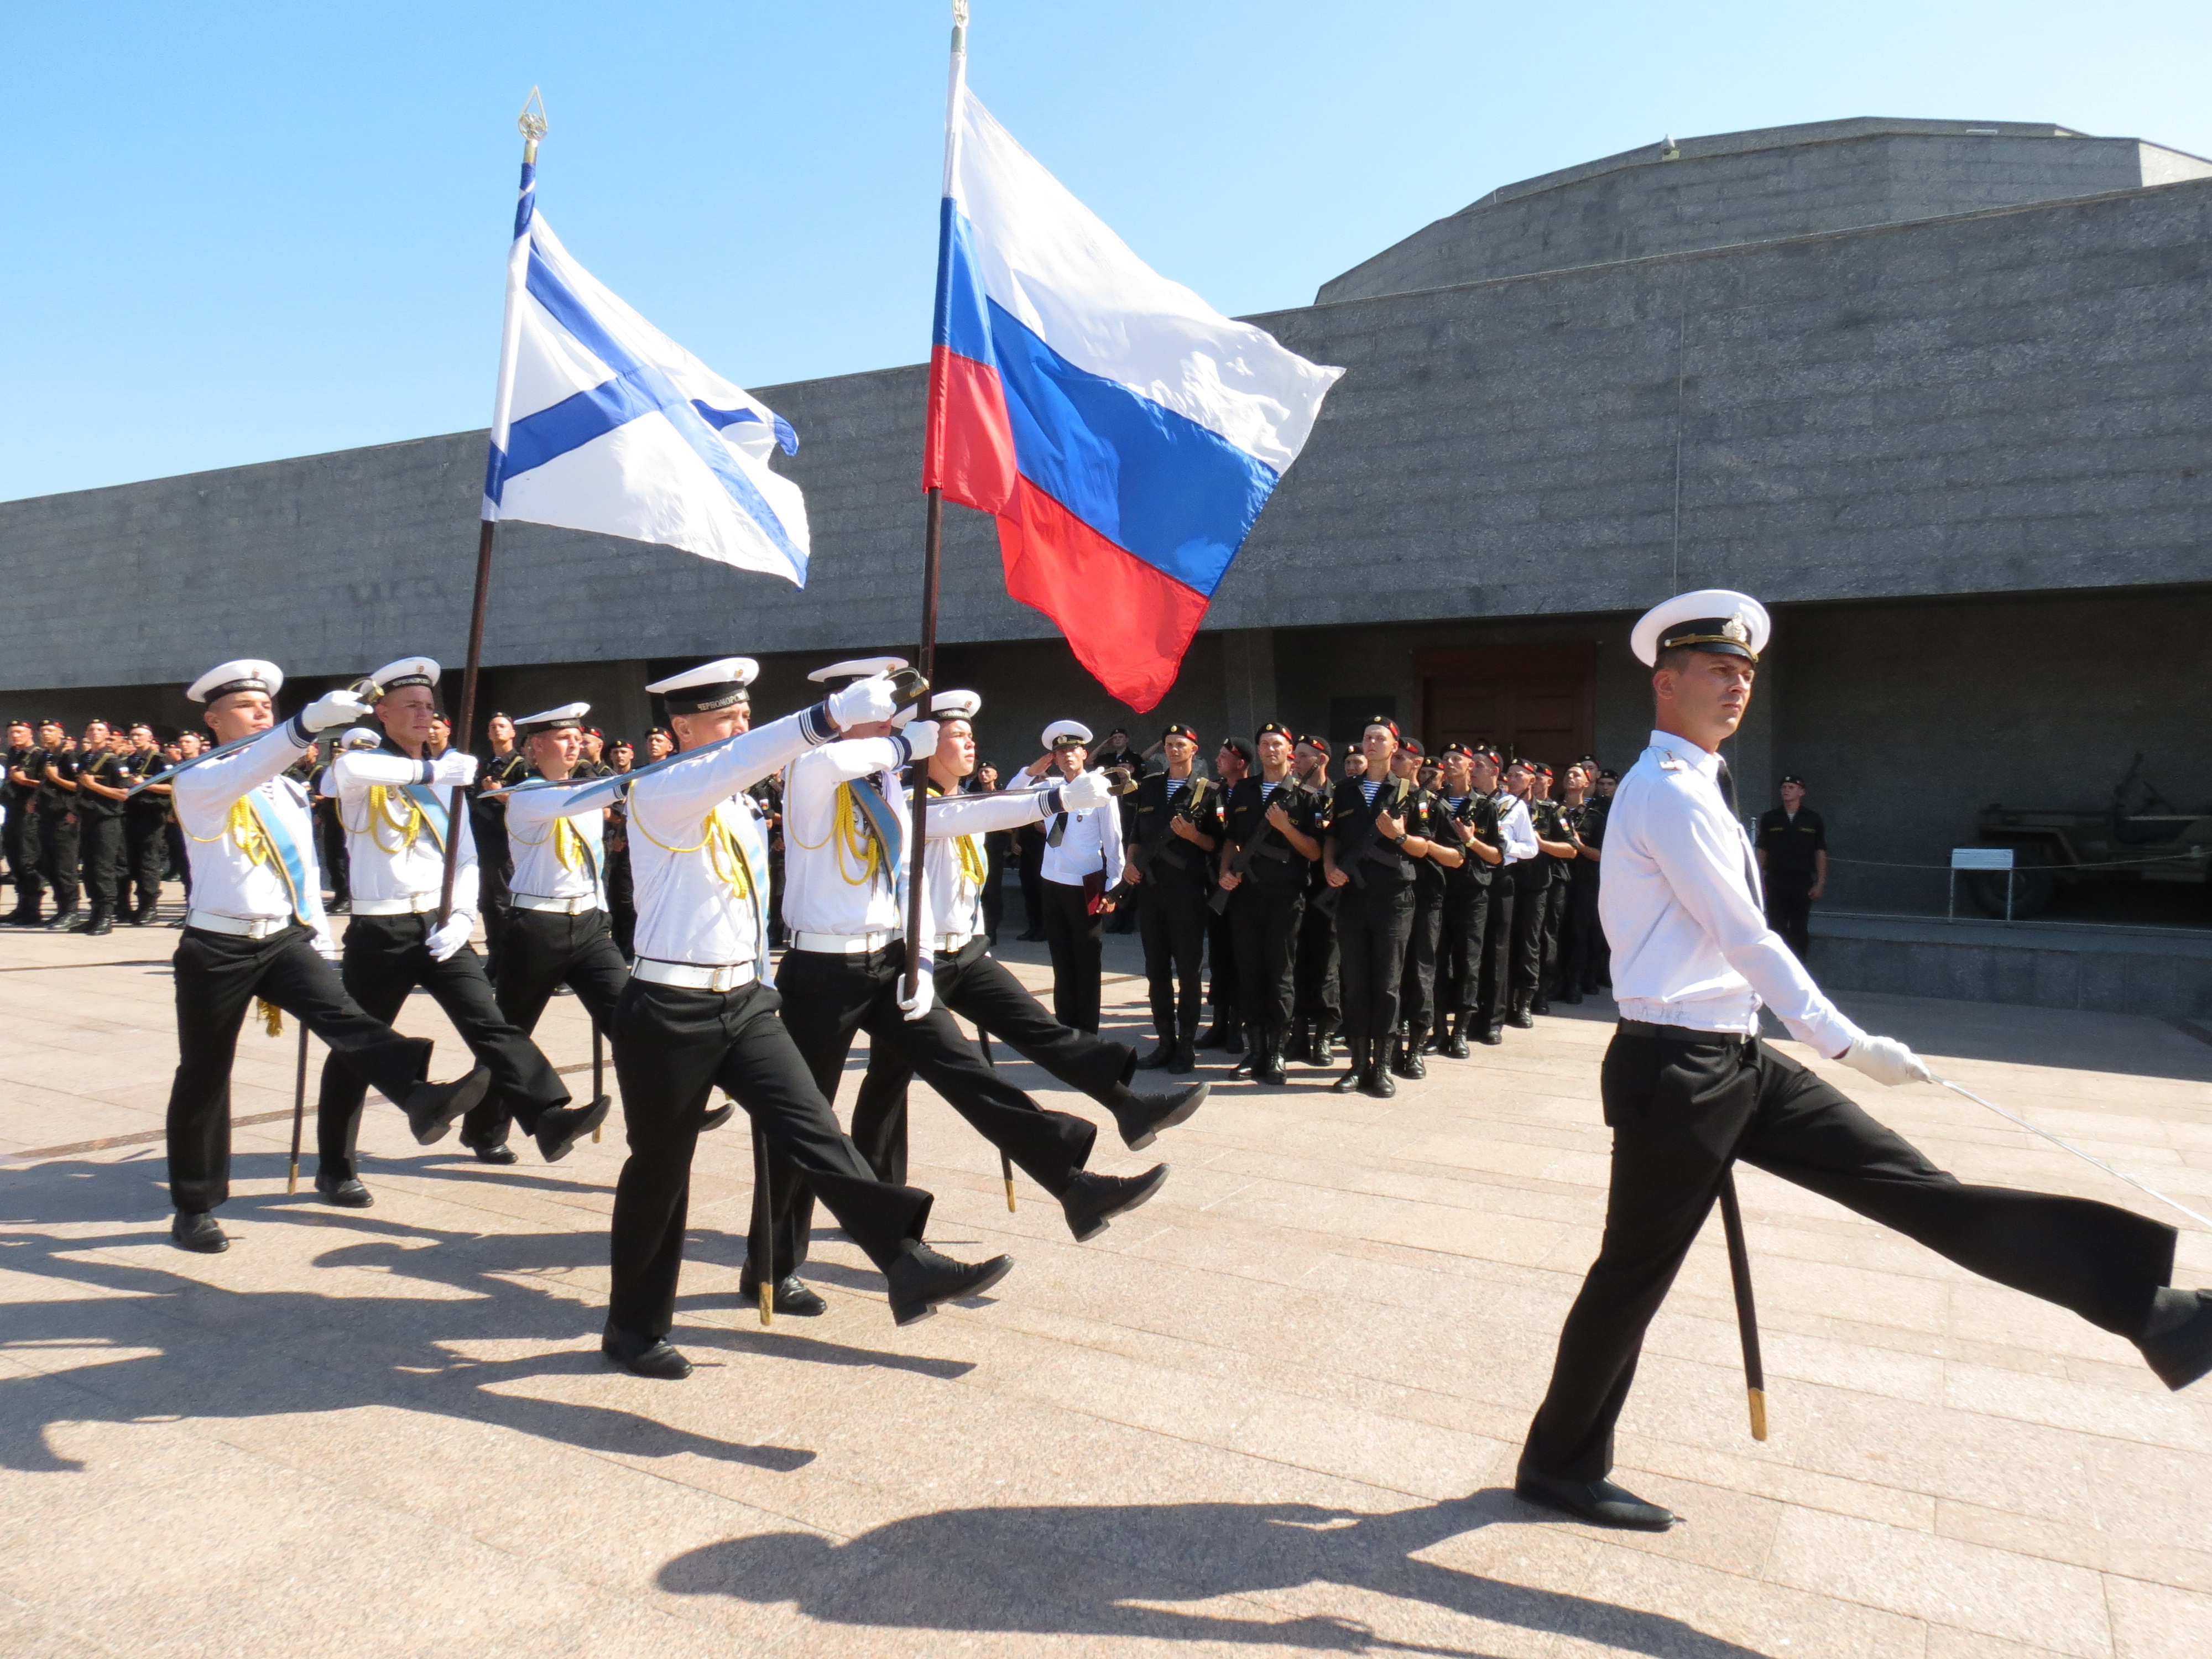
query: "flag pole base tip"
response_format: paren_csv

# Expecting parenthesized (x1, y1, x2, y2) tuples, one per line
(1748, 1388, 1768, 1442)
(758, 1285, 774, 1327)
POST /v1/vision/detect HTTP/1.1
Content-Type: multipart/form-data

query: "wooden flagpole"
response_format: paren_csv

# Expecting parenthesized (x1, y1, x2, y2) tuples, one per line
(437, 91, 548, 927)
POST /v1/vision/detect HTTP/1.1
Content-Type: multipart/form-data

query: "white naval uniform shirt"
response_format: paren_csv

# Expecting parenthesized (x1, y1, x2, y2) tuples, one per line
(914, 784, 1057, 949)
(781, 736, 932, 942)
(1601, 729, 1863, 1056)
(625, 712, 829, 968)
(1495, 792, 1540, 864)
(331, 744, 480, 917)
(1029, 770, 1125, 886)
(503, 780, 606, 907)
(172, 719, 333, 948)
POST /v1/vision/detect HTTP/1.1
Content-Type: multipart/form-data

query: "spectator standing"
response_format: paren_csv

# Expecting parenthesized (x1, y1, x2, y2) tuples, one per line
(1755, 774, 1827, 958)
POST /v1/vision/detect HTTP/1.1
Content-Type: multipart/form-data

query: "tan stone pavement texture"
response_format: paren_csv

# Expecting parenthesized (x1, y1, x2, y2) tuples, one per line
(4, 891, 2212, 1657)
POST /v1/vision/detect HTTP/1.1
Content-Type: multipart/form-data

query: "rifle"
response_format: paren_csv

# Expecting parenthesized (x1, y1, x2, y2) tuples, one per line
(1101, 774, 1211, 910)
(1332, 776, 1410, 890)
(1208, 777, 1307, 915)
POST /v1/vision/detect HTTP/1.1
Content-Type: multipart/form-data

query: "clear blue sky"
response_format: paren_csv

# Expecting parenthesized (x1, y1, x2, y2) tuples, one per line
(6, 1, 2208, 502)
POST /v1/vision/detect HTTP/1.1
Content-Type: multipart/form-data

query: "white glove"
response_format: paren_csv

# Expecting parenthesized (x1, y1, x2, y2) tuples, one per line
(827, 672, 899, 730)
(901, 720, 940, 761)
(1058, 768, 1112, 811)
(426, 914, 475, 962)
(897, 967, 936, 1021)
(300, 690, 375, 733)
(1839, 1034, 1932, 1087)
(312, 927, 340, 962)
(429, 752, 479, 788)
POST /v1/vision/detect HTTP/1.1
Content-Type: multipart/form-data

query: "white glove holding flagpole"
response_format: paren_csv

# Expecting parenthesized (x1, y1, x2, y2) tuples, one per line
(828, 672, 900, 730)
(1839, 1034, 1933, 1087)
(426, 914, 475, 962)
(1056, 769, 1112, 812)
(901, 721, 941, 761)
(898, 964, 936, 1022)
(429, 752, 479, 788)
(300, 690, 376, 732)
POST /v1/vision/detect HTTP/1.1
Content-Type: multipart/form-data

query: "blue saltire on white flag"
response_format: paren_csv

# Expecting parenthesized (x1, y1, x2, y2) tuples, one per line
(482, 161, 810, 587)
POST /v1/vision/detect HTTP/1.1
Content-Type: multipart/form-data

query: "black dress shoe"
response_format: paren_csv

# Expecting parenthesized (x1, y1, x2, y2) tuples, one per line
(171, 1210, 228, 1253)
(1507, 1008, 1535, 1030)
(887, 1244, 1014, 1326)
(1135, 1042, 1176, 1071)
(469, 1141, 519, 1165)
(1515, 1468, 1676, 1531)
(1117, 1081, 1207, 1149)
(1061, 1164, 1168, 1241)
(738, 1275, 828, 1316)
(1442, 1022, 1472, 1060)
(404, 1067, 491, 1145)
(314, 1171, 374, 1208)
(700, 1102, 737, 1132)
(1479, 1024, 1505, 1046)
(1361, 1066, 1397, 1099)
(534, 1095, 612, 1163)
(2138, 1288, 2212, 1390)
(1166, 1042, 1196, 1076)
(1192, 1022, 1229, 1050)
(1332, 1065, 1365, 1094)
(602, 1324, 692, 1379)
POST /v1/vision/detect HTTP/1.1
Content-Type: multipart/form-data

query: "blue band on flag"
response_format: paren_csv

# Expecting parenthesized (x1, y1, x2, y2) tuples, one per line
(514, 160, 536, 240)
(691, 401, 799, 457)
(499, 243, 807, 577)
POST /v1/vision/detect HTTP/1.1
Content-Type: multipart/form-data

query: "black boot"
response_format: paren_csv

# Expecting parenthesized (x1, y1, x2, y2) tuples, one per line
(42, 909, 80, 931)
(1166, 1041, 1196, 1075)
(5, 900, 42, 927)
(1222, 1018, 1245, 1056)
(83, 908, 113, 936)
(1393, 1026, 1427, 1081)
(1254, 1034, 1288, 1087)
(1443, 1013, 1472, 1060)
(1312, 1026, 1338, 1067)
(1507, 994, 1535, 1030)
(1332, 1039, 1367, 1094)
(1560, 985, 1583, 1005)
(1479, 1019, 1505, 1046)
(1193, 1020, 1229, 1050)
(1361, 1055, 1397, 1099)
(1135, 1038, 1176, 1070)
(1288, 1020, 1310, 1065)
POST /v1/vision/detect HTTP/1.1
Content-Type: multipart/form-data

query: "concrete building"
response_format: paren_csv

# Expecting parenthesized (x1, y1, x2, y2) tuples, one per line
(6, 117, 2210, 1005)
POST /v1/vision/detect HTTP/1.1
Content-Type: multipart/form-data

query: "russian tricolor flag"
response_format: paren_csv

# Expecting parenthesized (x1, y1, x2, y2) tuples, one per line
(924, 74, 1343, 712)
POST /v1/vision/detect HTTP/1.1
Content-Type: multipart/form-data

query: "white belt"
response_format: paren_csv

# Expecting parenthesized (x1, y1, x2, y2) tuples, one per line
(790, 929, 899, 955)
(632, 958, 758, 992)
(351, 894, 441, 916)
(511, 893, 602, 915)
(932, 932, 975, 957)
(187, 911, 293, 939)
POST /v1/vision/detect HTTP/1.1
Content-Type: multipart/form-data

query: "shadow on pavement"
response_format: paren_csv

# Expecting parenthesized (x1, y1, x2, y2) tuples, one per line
(659, 1493, 1770, 1657)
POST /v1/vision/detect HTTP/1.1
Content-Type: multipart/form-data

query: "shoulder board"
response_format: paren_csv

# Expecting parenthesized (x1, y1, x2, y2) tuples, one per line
(1657, 755, 1687, 773)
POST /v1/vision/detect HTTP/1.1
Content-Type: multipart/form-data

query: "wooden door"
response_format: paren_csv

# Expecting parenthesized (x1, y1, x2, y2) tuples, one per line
(1416, 643, 1595, 770)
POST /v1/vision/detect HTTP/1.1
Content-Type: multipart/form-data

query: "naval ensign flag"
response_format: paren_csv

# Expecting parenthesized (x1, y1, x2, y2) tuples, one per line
(481, 159, 810, 586)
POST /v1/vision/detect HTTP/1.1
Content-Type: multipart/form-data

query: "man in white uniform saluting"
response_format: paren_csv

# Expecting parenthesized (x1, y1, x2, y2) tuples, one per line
(1515, 590, 2212, 1532)
(161, 660, 489, 1253)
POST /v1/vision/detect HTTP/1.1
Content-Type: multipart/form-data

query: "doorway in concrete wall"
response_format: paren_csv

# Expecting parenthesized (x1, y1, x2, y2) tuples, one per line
(1416, 643, 1595, 768)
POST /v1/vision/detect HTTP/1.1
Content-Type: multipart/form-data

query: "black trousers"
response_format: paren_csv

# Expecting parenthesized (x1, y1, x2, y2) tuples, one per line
(165, 925, 432, 1213)
(1292, 892, 1340, 1035)
(124, 810, 168, 914)
(1562, 869, 1605, 991)
(1230, 884, 1304, 1043)
(609, 976, 931, 1338)
(1437, 878, 1501, 1026)
(764, 943, 1095, 1267)
(1042, 878, 1104, 1032)
(606, 847, 635, 957)
(317, 808, 350, 905)
(77, 813, 124, 912)
(1333, 880, 1415, 1056)
(980, 839, 1006, 943)
(462, 906, 632, 1147)
(1396, 877, 1446, 1035)
(1538, 865, 1571, 997)
(38, 811, 79, 911)
(6, 806, 41, 904)
(315, 912, 568, 1179)
(165, 822, 190, 890)
(1206, 904, 1238, 1025)
(1138, 875, 1208, 1047)
(1525, 1027, 2177, 1483)
(1508, 865, 1551, 1004)
(1016, 830, 1046, 934)
(850, 938, 1131, 1186)
(1766, 873, 1814, 959)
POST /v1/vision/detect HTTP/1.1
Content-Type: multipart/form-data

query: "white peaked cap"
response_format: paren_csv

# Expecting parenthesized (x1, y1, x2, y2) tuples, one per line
(806, 655, 909, 686)
(186, 659, 283, 704)
(646, 658, 759, 713)
(514, 701, 591, 734)
(931, 691, 982, 719)
(367, 655, 441, 691)
(1629, 589, 1772, 667)
(1043, 719, 1092, 749)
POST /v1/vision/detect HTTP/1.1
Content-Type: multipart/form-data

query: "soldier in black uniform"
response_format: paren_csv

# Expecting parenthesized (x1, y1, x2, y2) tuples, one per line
(118, 724, 171, 924)
(1555, 760, 1607, 1002)
(69, 721, 132, 935)
(1502, 758, 1561, 1027)
(745, 771, 786, 949)
(3, 720, 44, 926)
(474, 713, 529, 977)
(1756, 773, 1827, 958)
(1287, 734, 1339, 1066)
(1387, 738, 1464, 1079)
(1429, 743, 1507, 1057)
(35, 721, 84, 931)
(1216, 722, 1323, 1086)
(1126, 723, 1220, 1074)
(1092, 729, 1142, 933)
(1323, 718, 1443, 1098)
(1196, 739, 1250, 1052)
(1528, 765, 1577, 1015)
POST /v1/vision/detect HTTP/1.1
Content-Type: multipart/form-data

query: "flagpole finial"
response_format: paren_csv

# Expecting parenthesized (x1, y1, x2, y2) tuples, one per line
(518, 86, 549, 158)
(951, 0, 969, 44)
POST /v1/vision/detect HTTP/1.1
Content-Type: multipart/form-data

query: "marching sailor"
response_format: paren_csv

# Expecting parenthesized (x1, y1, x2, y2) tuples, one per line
(847, 690, 1209, 1194)
(454, 701, 620, 1161)
(161, 660, 489, 1253)
(313, 658, 581, 1205)
(765, 665, 1169, 1311)
(602, 656, 1009, 1374)
(1515, 591, 2212, 1532)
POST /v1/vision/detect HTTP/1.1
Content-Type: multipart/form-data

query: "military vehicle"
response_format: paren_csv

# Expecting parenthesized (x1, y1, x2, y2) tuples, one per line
(1968, 755, 2210, 919)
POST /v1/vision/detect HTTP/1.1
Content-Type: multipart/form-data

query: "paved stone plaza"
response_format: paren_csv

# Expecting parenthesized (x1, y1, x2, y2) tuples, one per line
(4, 905, 2211, 1658)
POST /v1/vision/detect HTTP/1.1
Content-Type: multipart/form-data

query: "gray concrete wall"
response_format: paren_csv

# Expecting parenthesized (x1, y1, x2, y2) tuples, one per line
(1319, 120, 2212, 304)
